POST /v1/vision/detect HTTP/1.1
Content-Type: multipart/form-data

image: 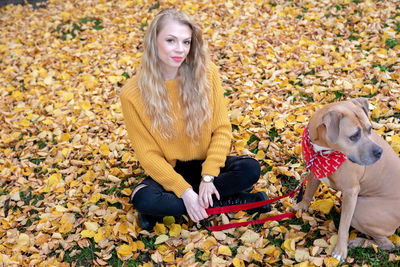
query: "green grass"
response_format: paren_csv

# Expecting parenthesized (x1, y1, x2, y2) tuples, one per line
(347, 246, 400, 266)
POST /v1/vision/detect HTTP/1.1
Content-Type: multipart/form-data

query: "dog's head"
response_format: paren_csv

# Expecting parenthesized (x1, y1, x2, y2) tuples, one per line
(312, 98, 382, 166)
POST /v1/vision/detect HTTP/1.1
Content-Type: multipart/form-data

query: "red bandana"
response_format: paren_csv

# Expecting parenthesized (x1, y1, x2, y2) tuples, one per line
(302, 124, 347, 179)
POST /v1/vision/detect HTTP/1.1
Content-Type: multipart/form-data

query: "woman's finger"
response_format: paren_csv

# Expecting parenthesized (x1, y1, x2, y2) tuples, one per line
(208, 192, 213, 207)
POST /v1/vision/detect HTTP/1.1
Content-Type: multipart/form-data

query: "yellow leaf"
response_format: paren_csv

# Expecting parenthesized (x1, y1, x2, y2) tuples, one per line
(19, 119, 30, 127)
(296, 115, 306, 123)
(163, 216, 175, 225)
(235, 139, 246, 152)
(17, 233, 30, 247)
(83, 170, 96, 182)
(274, 119, 285, 130)
(118, 222, 129, 234)
(121, 188, 132, 196)
(117, 244, 133, 258)
(63, 92, 74, 101)
(250, 251, 263, 262)
(391, 135, 400, 144)
(169, 224, 181, 237)
(100, 143, 110, 157)
(122, 152, 132, 162)
(80, 101, 91, 111)
(232, 257, 245, 267)
(324, 257, 339, 267)
(163, 252, 175, 262)
(84, 221, 99, 232)
(81, 230, 95, 238)
(12, 90, 23, 101)
(311, 199, 334, 214)
(255, 150, 265, 160)
(60, 133, 70, 142)
(268, 173, 277, 183)
(82, 185, 91, 193)
(108, 75, 123, 84)
(388, 234, 400, 244)
(94, 229, 105, 243)
(136, 240, 145, 250)
(154, 234, 169, 245)
(60, 11, 71, 22)
(218, 245, 232, 256)
(88, 193, 101, 204)
(154, 223, 166, 235)
(42, 117, 54, 125)
(201, 237, 218, 250)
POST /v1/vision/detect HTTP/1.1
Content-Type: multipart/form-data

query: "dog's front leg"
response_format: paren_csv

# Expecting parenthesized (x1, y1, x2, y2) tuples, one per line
(332, 185, 360, 262)
(292, 173, 320, 211)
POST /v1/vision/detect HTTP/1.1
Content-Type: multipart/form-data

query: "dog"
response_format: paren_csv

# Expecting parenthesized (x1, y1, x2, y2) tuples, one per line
(292, 98, 400, 262)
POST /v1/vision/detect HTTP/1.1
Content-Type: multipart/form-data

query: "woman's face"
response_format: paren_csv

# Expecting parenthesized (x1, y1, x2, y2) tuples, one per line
(157, 19, 192, 79)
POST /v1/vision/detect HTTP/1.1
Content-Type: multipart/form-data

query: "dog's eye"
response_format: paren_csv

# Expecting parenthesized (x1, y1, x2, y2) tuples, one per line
(349, 130, 361, 142)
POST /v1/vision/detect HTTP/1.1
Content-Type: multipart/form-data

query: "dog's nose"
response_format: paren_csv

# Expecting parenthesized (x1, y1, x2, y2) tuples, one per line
(373, 146, 383, 159)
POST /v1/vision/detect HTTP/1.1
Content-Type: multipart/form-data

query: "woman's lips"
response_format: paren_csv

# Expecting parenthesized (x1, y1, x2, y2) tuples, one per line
(172, 56, 183, 62)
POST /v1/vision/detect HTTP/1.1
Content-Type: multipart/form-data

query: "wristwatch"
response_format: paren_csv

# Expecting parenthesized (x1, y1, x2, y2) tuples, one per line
(201, 175, 214, 183)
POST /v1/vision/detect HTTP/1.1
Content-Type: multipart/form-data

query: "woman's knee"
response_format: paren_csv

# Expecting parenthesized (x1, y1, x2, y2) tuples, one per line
(131, 185, 153, 213)
(236, 157, 261, 183)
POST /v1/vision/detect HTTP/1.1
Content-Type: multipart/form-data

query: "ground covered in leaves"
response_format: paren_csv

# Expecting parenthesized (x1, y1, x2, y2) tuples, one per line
(1, 0, 400, 266)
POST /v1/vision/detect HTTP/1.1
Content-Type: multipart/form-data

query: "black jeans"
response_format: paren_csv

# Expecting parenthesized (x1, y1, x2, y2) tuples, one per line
(131, 156, 261, 217)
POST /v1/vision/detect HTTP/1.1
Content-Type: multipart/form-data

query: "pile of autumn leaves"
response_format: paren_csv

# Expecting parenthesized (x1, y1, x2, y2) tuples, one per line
(1, 0, 400, 266)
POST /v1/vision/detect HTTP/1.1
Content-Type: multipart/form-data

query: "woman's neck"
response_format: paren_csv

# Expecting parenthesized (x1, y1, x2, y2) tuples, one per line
(160, 63, 178, 81)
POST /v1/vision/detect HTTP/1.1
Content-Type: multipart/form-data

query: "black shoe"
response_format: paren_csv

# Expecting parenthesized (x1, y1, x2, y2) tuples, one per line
(212, 191, 271, 214)
(137, 213, 159, 231)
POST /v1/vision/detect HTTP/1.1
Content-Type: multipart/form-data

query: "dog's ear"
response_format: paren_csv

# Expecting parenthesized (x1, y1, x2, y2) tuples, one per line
(322, 111, 342, 144)
(352, 98, 369, 117)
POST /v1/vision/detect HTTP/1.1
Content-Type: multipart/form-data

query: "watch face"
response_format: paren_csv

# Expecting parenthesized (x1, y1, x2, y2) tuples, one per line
(204, 176, 212, 182)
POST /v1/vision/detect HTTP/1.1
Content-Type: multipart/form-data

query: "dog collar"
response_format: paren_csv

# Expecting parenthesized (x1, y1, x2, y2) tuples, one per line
(302, 124, 347, 179)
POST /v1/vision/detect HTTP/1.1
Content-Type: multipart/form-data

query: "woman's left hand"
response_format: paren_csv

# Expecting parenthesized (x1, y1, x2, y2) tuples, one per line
(199, 181, 220, 208)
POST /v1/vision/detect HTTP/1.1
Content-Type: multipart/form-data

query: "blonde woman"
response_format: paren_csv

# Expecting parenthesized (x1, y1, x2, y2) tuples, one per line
(121, 8, 270, 230)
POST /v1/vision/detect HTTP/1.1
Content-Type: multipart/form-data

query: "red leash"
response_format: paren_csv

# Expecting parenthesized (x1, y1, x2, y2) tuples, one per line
(204, 179, 307, 231)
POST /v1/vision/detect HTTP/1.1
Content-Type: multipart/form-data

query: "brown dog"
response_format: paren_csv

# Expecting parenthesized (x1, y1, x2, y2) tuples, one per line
(292, 98, 400, 262)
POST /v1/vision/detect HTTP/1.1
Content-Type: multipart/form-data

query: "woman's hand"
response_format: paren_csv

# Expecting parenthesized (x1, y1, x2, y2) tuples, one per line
(181, 188, 209, 223)
(199, 181, 220, 208)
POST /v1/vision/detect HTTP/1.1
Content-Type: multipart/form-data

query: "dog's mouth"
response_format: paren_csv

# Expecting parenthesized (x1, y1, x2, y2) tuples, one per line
(348, 153, 381, 166)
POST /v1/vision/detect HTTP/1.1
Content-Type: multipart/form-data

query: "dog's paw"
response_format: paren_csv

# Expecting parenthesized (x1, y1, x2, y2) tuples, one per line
(291, 201, 309, 211)
(332, 245, 347, 263)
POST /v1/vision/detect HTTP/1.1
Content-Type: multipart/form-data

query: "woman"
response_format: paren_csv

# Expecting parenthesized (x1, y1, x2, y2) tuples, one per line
(120, 8, 270, 230)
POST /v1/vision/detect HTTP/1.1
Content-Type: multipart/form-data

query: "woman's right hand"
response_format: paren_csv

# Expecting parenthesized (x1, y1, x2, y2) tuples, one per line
(181, 188, 209, 223)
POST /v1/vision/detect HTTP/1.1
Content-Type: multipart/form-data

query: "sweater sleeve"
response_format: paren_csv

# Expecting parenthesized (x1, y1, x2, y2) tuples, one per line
(120, 85, 192, 197)
(201, 62, 232, 177)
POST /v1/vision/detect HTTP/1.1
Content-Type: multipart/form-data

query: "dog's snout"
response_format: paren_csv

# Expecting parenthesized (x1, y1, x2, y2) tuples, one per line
(373, 146, 383, 159)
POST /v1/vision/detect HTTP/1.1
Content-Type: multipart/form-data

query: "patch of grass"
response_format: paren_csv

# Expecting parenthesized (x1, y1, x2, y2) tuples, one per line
(268, 127, 280, 142)
(139, 236, 156, 250)
(386, 38, 399, 49)
(195, 250, 206, 263)
(333, 90, 346, 100)
(55, 17, 104, 40)
(149, 2, 160, 11)
(28, 157, 45, 165)
(106, 249, 123, 267)
(348, 246, 400, 266)
(299, 91, 314, 102)
(63, 240, 98, 266)
(224, 90, 231, 96)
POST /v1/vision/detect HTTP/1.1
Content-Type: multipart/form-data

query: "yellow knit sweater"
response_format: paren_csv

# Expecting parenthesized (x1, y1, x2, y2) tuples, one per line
(120, 63, 231, 197)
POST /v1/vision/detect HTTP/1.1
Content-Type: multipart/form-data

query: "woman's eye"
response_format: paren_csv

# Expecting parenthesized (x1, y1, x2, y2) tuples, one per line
(183, 40, 191, 45)
(349, 131, 361, 142)
(167, 39, 174, 43)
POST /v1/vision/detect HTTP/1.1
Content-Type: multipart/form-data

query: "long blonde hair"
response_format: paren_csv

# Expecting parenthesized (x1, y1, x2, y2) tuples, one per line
(138, 8, 211, 140)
